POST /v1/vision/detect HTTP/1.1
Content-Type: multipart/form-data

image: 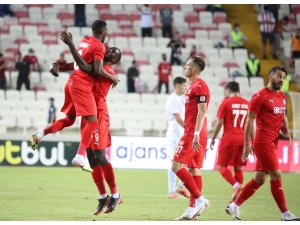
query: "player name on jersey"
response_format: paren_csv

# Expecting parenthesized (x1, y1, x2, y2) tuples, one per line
(232, 104, 248, 109)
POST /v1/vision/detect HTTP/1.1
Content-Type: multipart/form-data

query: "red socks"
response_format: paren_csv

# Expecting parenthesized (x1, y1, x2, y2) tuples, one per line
(91, 165, 106, 195)
(102, 163, 117, 194)
(176, 168, 201, 200)
(235, 178, 262, 206)
(234, 169, 244, 184)
(44, 116, 75, 135)
(270, 179, 288, 213)
(219, 167, 236, 186)
(77, 120, 98, 155)
(189, 176, 202, 207)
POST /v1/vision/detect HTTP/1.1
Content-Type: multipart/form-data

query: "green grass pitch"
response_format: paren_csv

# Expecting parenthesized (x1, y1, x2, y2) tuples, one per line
(0, 166, 299, 221)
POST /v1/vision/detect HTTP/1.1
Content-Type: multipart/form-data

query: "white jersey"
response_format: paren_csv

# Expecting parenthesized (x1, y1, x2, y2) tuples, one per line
(166, 92, 185, 138)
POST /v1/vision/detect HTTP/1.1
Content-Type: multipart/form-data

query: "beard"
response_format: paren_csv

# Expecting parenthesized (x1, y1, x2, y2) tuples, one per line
(272, 80, 283, 90)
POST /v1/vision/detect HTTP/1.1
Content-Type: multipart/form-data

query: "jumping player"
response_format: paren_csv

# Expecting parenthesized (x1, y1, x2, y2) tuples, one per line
(226, 66, 299, 221)
(172, 56, 210, 220)
(210, 81, 249, 203)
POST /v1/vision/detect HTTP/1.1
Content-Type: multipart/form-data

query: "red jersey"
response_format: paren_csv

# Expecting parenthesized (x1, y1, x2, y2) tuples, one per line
(249, 87, 286, 146)
(217, 96, 249, 145)
(23, 55, 38, 64)
(93, 65, 115, 110)
(158, 62, 172, 82)
(71, 36, 106, 87)
(184, 78, 210, 137)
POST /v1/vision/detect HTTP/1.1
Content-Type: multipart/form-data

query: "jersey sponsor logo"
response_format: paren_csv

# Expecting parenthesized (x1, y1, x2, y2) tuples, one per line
(273, 106, 285, 115)
(79, 42, 90, 48)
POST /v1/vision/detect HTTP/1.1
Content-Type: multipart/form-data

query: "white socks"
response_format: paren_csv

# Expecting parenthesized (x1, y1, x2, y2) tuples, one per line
(168, 167, 177, 193)
(233, 182, 242, 190)
(112, 193, 119, 198)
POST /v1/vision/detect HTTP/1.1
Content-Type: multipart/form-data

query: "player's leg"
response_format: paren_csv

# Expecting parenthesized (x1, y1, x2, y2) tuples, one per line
(86, 148, 110, 215)
(268, 170, 299, 220)
(226, 171, 267, 220)
(234, 166, 244, 184)
(30, 114, 76, 150)
(93, 150, 121, 213)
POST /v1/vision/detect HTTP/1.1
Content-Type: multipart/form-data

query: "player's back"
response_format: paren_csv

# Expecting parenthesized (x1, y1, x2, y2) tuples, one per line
(218, 96, 249, 145)
(71, 36, 106, 87)
(166, 93, 185, 134)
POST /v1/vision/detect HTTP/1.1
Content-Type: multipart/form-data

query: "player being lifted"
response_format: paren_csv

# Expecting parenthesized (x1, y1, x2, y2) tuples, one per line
(210, 81, 249, 203)
(166, 77, 189, 199)
(31, 20, 118, 171)
(172, 56, 210, 220)
(226, 66, 299, 221)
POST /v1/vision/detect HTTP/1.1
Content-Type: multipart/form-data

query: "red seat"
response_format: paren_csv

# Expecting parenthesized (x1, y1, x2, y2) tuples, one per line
(5, 45, 19, 54)
(123, 29, 137, 37)
(136, 60, 149, 66)
(35, 21, 48, 27)
(14, 37, 29, 45)
(100, 11, 115, 20)
(96, 4, 109, 10)
(121, 48, 134, 56)
(224, 62, 239, 68)
(0, 25, 9, 34)
(194, 4, 207, 13)
(214, 17, 227, 24)
(182, 31, 195, 39)
(119, 20, 132, 29)
(57, 11, 74, 20)
(19, 18, 34, 26)
(185, 13, 199, 24)
(189, 22, 202, 31)
(109, 32, 124, 38)
(115, 12, 129, 21)
(129, 12, 140, 21)
(292, 6, 300, 14)
(15, 11, 29, 19)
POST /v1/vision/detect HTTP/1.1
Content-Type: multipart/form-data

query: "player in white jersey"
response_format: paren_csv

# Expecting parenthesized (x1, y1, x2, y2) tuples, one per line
(166, 77, 189, 199)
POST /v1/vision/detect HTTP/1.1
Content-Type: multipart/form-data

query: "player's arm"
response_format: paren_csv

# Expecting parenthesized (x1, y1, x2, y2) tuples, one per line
(192, 101, 207, 151)
(50, 62, 74, 77)
(210, 118, 223, 150)
(59, 30, 93, 74)
(0, 60, 6, 70)
(173, 113, 184, 128)
(242, 111, 256, 162)
(93, 59, 119, 87)
(281, 116, 293, 145)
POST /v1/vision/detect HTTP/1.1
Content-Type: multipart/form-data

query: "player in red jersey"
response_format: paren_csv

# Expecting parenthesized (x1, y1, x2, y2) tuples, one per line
(158, 53, 172, 94)
(210, 81, 249, 203)
(31, 20, 119, 170)
(59, 31, 122, 214)
(226, 66, 299, 221)
(172, 56, 210, 220)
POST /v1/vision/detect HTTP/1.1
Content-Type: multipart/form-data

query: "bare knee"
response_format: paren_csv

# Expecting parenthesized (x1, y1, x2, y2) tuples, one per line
(268, 170, 282, 181)
(94, 150, 109, 166)
(84, 115, 97, 122)
(254, 172, 267, 185)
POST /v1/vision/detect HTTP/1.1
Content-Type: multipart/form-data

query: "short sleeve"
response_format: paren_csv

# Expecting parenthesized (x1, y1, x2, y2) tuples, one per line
(93, 42, 105, 61)
(217, 100, 226, 119)
(249, 93, 263, 114)
(194, 82, 209, 98)
(169, 97, 180, 115)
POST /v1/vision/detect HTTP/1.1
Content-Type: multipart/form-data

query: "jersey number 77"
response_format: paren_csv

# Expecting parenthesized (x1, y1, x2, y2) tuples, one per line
(232, 109, 247, 128)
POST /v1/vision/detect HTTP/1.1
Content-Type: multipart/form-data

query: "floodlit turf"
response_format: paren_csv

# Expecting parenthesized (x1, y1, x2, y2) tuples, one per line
(0, 166, 299, 221)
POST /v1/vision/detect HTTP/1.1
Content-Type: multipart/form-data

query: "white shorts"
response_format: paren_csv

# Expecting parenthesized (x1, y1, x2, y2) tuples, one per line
(166, 129, 183, 160)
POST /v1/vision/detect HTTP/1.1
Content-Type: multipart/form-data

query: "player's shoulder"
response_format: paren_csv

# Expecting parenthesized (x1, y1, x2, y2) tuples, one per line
(251, 87, 267, 99)
(104, 65, 115, 75)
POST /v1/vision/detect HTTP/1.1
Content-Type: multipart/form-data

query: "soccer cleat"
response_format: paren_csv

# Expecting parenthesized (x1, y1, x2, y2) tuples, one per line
(94, 195, 111, 215)
(191, 198, 210, 220)
(225, 204, 242, 220)
(30, 132, 40, 150)
(281, 211, 300, 221)
(104, 195, 122, 213)
(72, 154, 93, 173)
(229, 186, 243, 203)
(167, 193, 182, 199)
(175, 208, 196, 221)
(176, 187, 190, 198)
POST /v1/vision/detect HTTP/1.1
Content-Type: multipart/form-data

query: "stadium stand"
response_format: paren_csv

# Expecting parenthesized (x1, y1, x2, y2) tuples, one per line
(0, 4, 299, 138)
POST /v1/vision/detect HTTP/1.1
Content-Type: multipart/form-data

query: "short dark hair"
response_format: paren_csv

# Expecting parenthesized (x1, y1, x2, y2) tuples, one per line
(173, 76, 186, 86)
(226, 81, 240, 93)
(91, 20, 107, 33)
(0, 53, 3, 57)
(189, 55, 205, 71)
(269, 66, 287, 76)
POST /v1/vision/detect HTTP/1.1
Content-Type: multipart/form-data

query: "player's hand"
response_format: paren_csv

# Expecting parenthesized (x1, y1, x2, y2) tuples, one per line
(50, 63, 59, 77)
(111, 77, 120, 89)
(192, 135, 201, 151)
(59, 30, 73, 46)
(242, 144, 253, 162)
(283, 133, 293, 146)
(210, 138, 215, 150)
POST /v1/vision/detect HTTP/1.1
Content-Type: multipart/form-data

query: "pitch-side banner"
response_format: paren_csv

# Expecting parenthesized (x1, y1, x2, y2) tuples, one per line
(0, 137, 299, 172)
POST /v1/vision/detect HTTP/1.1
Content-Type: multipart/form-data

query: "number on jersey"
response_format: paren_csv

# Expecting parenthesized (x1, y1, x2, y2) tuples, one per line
(232, 109, 247, 128)
(73, 49, 83, 71)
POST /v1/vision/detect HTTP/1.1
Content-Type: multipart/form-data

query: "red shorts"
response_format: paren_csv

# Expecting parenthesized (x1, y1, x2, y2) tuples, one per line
(61, 78, 97, 116)
(254, 143, 279, 171)
(217, 144, 246, 167)
(61, 79, 76, 116)
(173, 133, 207, 169)
(81, 109, 111, 150)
